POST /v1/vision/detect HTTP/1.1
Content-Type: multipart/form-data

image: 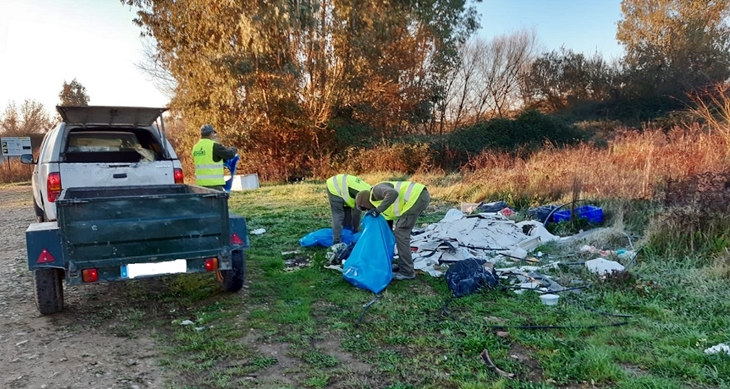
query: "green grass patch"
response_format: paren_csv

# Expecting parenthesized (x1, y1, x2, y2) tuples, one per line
(96, 181, 730, 389)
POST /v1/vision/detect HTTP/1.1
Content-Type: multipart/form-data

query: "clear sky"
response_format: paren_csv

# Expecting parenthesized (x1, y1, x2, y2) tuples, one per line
(0, 0, 624, 116)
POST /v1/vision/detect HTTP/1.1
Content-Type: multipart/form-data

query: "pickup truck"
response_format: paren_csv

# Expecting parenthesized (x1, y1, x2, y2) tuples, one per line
(23, 106, 185, 222)
(22, 106, 249, 314)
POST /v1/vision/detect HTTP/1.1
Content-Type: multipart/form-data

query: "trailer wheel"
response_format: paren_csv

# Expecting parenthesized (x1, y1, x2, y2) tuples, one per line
(218, 250, 246, 292)
(34, 268, 64, 314)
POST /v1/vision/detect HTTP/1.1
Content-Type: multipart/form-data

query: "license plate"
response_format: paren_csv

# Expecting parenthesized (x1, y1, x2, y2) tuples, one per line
(121, 259, 187, 279)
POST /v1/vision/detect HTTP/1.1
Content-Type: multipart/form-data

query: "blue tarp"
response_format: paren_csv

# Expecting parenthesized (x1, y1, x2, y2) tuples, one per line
(342, 214, 394, 294)
(299, 228, 361, 247)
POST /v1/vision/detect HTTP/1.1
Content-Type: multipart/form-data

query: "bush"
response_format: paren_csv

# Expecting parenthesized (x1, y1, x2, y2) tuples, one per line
(0, 159, 33, 183)
(445, 110, 584, 167)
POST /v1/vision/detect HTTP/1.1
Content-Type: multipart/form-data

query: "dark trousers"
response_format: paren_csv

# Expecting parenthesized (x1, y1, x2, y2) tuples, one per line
(328, 192, 361, 244)
(393, 189, 430, 277)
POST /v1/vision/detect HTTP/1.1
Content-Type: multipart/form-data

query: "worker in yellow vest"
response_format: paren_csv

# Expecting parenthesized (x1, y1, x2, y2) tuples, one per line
(326, 174, 371, 245)
(355, 181, 430, 281)
(192, 124, 237, 191)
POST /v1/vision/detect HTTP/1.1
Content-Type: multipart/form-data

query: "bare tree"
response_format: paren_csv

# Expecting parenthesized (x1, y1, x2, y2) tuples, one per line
(136, 37, 177, 99)
(445, 29, 538, 127)
(477, 29, 537, 119)
(1, 99, 54, 136)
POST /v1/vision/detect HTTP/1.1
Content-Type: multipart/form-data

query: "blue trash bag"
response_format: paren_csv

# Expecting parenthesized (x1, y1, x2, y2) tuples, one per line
(299, 228, 361, 247)
(223, 155, 240, 193)
(342, 215, 394, 294)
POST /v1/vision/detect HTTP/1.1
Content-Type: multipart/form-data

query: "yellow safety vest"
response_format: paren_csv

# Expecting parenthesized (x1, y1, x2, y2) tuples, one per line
(370, 181, 426, 221)
(326, 174, 371, 208)
(192, 139, 224, 187)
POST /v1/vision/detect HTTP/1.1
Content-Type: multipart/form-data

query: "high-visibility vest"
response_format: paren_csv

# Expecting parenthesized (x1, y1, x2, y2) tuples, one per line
(326, 174, 371, 208)
(192, 138, 224, 187)
(370, 181, 426, 221)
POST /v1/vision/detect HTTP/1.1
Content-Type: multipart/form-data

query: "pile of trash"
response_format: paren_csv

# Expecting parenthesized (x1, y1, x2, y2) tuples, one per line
(410, 209, 559, 276)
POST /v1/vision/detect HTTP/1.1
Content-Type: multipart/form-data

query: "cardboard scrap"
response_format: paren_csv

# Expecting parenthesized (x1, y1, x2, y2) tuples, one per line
(410, 210, 558, 276)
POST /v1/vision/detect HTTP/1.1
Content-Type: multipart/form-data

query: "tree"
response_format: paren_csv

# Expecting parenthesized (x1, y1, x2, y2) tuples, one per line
(1, 99, 54, 135)
(616, 0, 730, 97)
(59, 78, 90, 106)
(122, 0, 479, 179)
(520, 48, 619, 112)
(442, 30, 537, 128)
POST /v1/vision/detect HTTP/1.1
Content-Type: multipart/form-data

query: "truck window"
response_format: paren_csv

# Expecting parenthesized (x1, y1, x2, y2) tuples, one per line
(64, 130, 161, 163)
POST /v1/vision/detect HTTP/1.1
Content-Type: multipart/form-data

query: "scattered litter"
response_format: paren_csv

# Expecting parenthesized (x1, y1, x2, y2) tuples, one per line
(445, 258, 499, 298)
(325, 242, 349, 265)
(498, 207, 515, 217)
(480, 349, 514, 378)
(281, 250, 300, 255)
(410, 210, 559, 276)
(704, 343, 730, 356)
(179, 320, 194, 326)
(251, 228, 266, 235)
(539, 294, 560, 306)
(585, 258, 625, 276)
(553, 205, 603, 224)
(514, 282, 540, 294)
(284, 256, 311, 271)
(194, 327, 206, 332)
(299, 228, 360, 247)
(324, 265, 343, 272)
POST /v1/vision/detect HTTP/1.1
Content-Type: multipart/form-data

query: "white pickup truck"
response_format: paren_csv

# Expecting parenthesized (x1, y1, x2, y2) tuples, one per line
(21, 106, 250, 315)
(22, 106, 185, 222)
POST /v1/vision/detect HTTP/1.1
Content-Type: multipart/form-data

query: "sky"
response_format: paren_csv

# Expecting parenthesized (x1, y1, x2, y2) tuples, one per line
(0, 0, 625, 116)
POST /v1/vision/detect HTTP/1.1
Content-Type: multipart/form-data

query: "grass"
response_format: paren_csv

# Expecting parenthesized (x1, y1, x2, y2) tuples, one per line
(81, 179, 726, 389)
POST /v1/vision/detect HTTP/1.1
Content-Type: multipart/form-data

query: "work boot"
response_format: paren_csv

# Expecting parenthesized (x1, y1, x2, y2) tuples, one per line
(392, 272, 415, 281)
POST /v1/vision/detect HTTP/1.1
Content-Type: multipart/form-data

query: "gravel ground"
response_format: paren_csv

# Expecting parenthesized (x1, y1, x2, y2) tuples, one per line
(0, 185, 166, 389)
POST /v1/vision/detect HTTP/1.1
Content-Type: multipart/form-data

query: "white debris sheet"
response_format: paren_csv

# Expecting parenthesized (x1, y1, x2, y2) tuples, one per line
(411, 209, 559, 277)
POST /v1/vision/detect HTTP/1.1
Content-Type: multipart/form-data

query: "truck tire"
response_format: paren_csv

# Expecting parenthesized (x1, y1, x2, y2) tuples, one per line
(218, 250, 246, 292)
(34, 268, 64, 314)
(33, 201, 45, 223)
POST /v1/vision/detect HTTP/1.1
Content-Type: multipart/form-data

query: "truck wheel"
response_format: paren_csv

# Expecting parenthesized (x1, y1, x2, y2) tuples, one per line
(33, 202, 45, 223)
(34, 268, 64, 314)
(218, 250, 246, 292)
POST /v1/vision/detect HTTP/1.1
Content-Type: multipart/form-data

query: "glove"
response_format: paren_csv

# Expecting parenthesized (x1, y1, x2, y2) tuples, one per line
(367, 209, 380, 218)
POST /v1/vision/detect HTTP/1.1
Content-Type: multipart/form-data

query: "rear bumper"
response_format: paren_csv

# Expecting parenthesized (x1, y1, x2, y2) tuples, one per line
(65, 256, 231, 285)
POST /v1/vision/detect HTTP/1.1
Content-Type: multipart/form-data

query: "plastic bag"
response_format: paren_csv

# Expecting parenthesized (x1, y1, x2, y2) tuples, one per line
(342, 215, 394, 294)
(445, 258, 499, 298)
(223, 155, 240, 193)
(299, 228, 360, 247)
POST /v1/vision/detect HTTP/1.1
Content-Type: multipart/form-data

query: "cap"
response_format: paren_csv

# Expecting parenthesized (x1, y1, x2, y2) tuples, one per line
(355, 190, 373, 211)
(200, 124, 216, 136)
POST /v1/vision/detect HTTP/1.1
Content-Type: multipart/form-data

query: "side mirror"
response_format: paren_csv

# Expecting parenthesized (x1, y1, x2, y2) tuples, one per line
(20, 154, 35, 164)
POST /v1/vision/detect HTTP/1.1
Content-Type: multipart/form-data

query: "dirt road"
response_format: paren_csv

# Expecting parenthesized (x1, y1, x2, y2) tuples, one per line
(0, 185, 165, 389)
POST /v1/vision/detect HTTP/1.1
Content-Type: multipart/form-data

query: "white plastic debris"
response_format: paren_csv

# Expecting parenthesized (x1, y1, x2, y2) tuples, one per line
(704, 343, 730, 356)
(585, 258, 625, 275)
(251, 228, 266, 235)
(179, 320, 195, 326)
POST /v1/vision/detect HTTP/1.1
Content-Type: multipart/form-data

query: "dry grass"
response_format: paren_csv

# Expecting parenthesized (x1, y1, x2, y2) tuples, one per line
(0, 159, 33, 183)
(454, 126, 730, 204)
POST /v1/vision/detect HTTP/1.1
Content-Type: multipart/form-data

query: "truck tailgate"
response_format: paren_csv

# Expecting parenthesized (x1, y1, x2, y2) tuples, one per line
(55, 185, 229, 265)
(59, 161, 176, 188)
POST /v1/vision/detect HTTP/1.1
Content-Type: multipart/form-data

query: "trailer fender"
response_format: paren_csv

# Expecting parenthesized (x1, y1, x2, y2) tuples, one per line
(26, 222, 65, 271)
(229, 213, 250, 249)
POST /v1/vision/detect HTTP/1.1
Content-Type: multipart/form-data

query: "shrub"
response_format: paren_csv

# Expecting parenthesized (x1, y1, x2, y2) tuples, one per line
(0, 159, 33, 183)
